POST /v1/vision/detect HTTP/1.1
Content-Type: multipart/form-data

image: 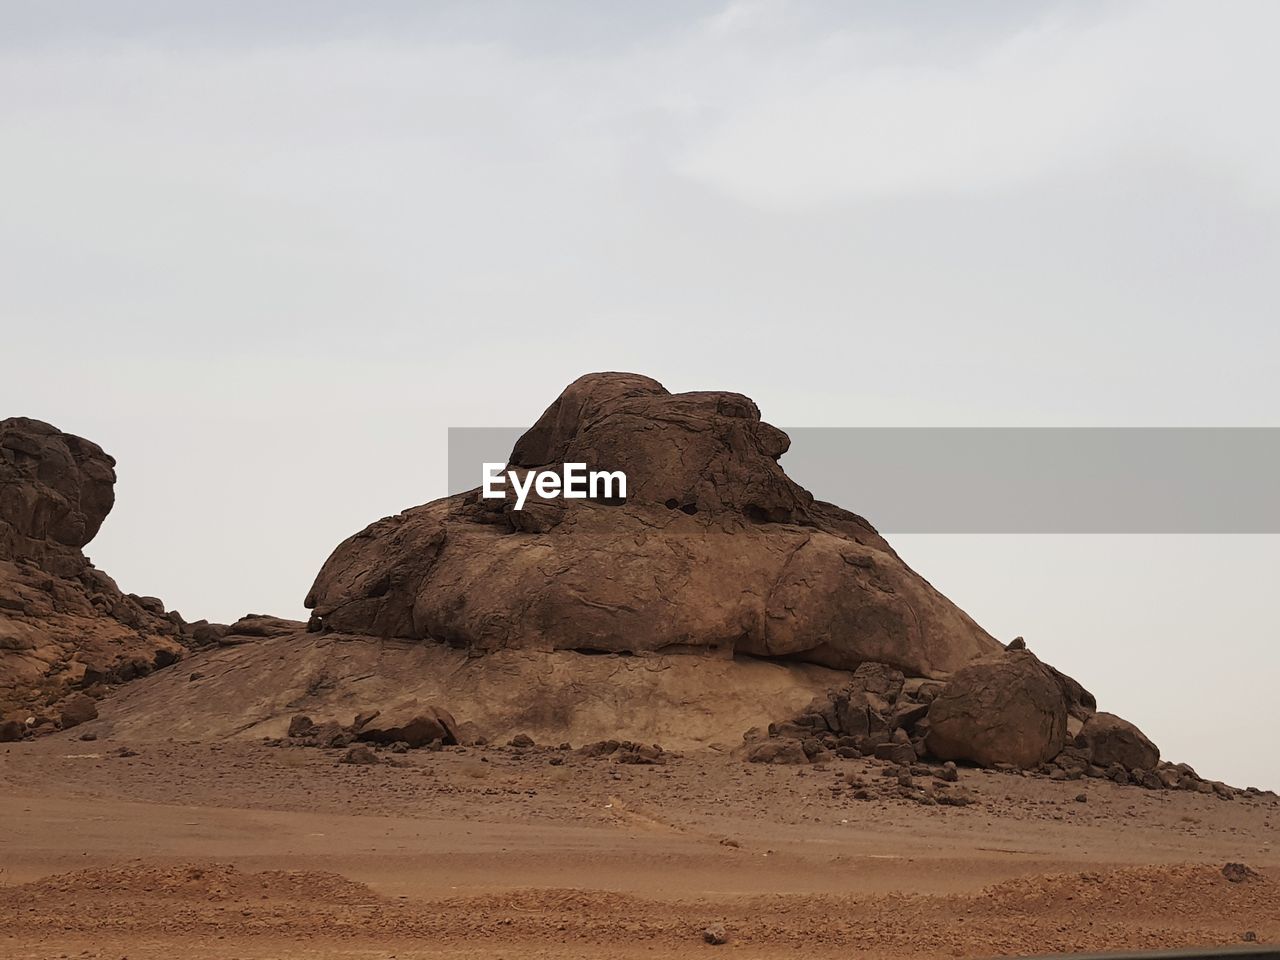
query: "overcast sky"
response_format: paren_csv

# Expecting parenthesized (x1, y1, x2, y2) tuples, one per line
(3, 0, 1277, 790)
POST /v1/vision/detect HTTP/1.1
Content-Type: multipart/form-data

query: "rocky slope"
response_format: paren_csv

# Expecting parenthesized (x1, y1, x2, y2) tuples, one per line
(0, 418, 314, 738)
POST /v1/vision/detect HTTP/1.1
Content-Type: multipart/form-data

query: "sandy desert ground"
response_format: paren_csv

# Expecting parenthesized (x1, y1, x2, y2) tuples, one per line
(2, 735, 1277, 959)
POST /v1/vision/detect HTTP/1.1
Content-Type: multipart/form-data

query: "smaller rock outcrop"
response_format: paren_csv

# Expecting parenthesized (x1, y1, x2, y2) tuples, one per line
(0, 419, 299, 725)
(742, 645, 1233, 798)
(1, 418, 195, 717)
(287, 714, 317, 739)
(353, 700, 458, 748)
(272, 702, 467, 754)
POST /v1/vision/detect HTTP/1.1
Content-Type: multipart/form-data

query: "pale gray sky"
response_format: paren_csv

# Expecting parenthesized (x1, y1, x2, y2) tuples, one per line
(2, 1, 1277, 789)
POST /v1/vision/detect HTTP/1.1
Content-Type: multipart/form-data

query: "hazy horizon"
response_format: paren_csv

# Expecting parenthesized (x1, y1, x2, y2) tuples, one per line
(3, 0, 1278, 790)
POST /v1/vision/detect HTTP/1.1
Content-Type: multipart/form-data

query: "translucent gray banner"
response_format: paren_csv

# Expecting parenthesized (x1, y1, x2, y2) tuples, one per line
(448, 427, 1280, 533)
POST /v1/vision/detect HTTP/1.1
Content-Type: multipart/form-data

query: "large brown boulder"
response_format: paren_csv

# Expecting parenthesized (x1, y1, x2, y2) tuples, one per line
(306, 373, 1000, 678)
(925, 650, 1069, 768)
(1077, 712, 1160, 771)
(0, 418, 189, 715)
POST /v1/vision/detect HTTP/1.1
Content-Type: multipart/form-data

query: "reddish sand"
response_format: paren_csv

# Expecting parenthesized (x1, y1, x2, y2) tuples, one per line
(1, 737, 1276, 958)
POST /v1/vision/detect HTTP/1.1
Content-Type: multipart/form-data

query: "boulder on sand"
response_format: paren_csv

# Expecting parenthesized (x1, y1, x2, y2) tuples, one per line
(354, 700, 458, 747)
(925, 650, 1068, 768)
(1077, 712, 1159, 771)
(306, 373, 999, 678)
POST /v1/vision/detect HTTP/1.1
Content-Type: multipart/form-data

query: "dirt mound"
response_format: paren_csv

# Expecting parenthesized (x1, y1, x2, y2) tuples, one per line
(978, 863, 1275, 920)
(1, 860, 378, 905)
(4, 857, 1273, 957)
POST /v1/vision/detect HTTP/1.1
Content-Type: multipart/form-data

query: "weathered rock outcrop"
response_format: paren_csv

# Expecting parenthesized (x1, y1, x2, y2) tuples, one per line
(0, 418, 188, 718)
(306, 373, 1000, 678)
(0, 417, 116, 578)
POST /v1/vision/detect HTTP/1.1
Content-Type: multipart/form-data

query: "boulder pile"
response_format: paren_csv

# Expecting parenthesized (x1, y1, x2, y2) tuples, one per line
(272, 705, 668, 766)
(748, 645, 1246, 796)
(276, 701, 460, 751)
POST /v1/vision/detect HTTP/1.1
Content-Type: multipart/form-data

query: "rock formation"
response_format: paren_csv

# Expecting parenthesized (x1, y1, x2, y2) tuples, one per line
(301, 373, 1177, 783)
(9, 374, 1180, 792)
(306, 373, 999, 677)
(0, 418, 188, 726)
(0, 417, 308, 732)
